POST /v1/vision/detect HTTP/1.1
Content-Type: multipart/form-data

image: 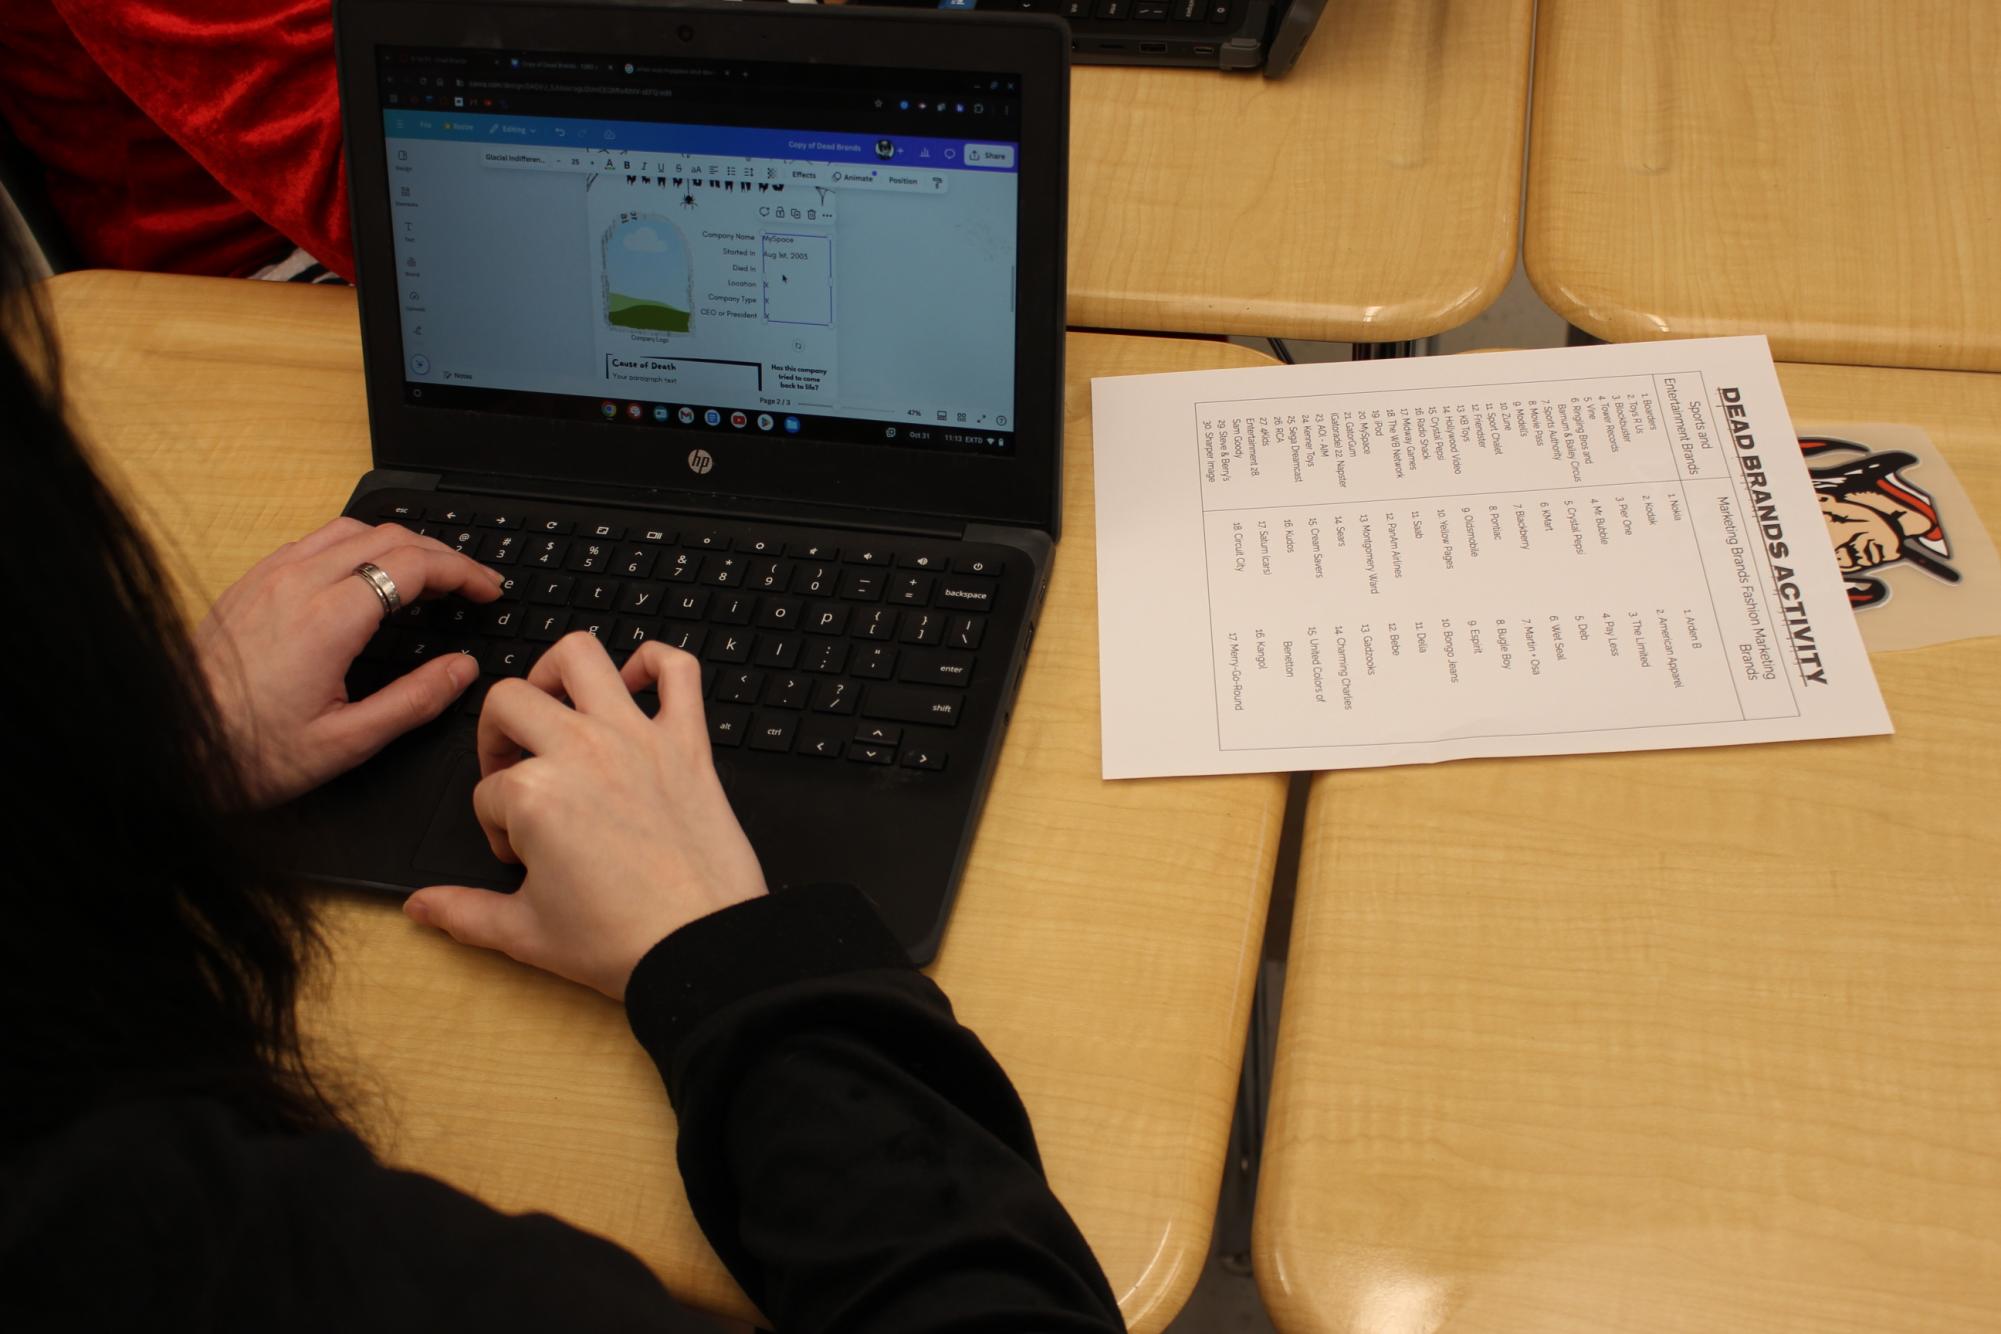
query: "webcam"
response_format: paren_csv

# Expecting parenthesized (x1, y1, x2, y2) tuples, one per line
(677, 24, 695, 41)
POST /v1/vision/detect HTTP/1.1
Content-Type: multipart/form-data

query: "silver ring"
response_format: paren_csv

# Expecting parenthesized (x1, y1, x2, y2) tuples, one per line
(353, 561, 402, 618)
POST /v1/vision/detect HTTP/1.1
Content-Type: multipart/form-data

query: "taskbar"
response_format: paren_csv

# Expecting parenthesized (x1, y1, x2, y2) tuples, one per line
(401, 379, 1015, 453)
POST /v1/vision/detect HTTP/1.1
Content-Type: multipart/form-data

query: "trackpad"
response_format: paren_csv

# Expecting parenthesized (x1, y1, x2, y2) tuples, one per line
(410, 753, 521, 889)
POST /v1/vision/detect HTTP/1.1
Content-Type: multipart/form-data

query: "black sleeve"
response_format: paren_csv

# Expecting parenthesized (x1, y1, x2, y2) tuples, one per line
(625, 883, 1127, 1333)
(0, 1098, 717, 1334)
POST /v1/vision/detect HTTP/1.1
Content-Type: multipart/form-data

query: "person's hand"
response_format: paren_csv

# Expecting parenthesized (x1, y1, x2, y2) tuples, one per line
(403, 634, 769, 998)
(198, 517, 504, 806)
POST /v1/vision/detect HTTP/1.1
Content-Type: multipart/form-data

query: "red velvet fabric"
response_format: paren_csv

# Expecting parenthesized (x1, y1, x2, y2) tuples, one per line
(0, 1, 353, 279)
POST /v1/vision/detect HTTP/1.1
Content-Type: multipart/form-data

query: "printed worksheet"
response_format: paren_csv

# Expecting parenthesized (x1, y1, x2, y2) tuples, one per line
(1091, 337, 1892, 779)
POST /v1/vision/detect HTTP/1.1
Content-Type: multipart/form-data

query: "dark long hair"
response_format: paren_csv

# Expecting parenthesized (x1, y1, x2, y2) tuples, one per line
(0, 232, 334, 1145)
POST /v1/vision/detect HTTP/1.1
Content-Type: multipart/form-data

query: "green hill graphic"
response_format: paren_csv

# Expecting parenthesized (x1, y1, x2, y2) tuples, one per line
(608, 291, 691, 333)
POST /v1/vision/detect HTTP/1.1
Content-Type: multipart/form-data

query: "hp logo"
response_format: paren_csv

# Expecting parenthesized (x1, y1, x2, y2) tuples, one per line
(687, 448, 715, 476)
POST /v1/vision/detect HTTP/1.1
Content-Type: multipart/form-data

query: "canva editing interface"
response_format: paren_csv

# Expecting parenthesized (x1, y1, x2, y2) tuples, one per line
(379, 46, 1022, 452)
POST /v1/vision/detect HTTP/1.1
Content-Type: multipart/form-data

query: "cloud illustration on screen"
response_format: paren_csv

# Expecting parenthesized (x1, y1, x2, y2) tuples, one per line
(601, 215, 693, 333)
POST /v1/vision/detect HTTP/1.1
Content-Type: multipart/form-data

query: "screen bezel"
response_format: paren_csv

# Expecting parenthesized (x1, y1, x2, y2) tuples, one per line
(335, 0, 1066, 535)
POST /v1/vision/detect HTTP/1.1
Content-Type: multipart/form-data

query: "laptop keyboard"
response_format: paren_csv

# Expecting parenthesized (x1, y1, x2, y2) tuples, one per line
(347, 496, 1021, 775)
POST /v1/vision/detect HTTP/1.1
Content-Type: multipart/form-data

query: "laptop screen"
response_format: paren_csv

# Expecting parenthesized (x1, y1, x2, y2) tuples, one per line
(376, 45, 1021, 454)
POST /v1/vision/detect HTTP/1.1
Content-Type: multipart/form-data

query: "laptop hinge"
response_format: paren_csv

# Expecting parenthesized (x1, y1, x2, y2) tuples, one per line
(419, 470, 977, 540)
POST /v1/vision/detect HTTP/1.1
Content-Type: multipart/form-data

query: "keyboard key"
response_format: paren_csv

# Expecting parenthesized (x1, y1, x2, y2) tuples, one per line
(849, 545, 893, 566)
(901, 746, 948, 771)
(1208, 0, 1230, 19)
(767, 673, 809, 709)
(796, 716, 846, 757)
(525, 538, 568, 568)
(863, 684, 962, 727)
(617, 582, 666, 615)
(438, 601, 479, 634)
(897, 550, 949, 571)
(684, 528, 730, 550)
(483, 643, 535, 677)
(1094, 0, 1126, 16)
(747, 558, 794, 592)
(748, 714, 797, 753)
(377, 502, 420, 521)
(855, 607, 900, 640)
(805, 602, 849, 636)
(839, 569, 883, 601)
(792, 562, 838, 596)
(572, 579, 620, 610)
(803, 638, 849, 674)
(753, 633, 800, 669)
(637, 525, 675, 545)
(572, 616, 614, 644)
(701, 554, 744, 587)
(712, 592, 756, 626)
(616, 546, 659, 578)
(525, 610, 570, 642)
(899, 610, 945, 646)
(441, 528, 478, 554)
(457, 675, 496, 716)
(946, 614, 985, 650)
(811, 679, 859, 714)
(1173, 0, 1200, 18)
(936, 577, 997, 612)
(854, 645, 898, 680)
(713, 667, 761, 703)
(660, 625, 707, 655)
(479, 532, 522, 564)
(757, 597, 803, 630)
(1135, 0, 1168, 16)
(480, 511, 523, 529)
(707, 705, 750, 747)
(856, 722, 902, 746)
(584, 521, 624, 540)
(889, 573, 934, 606)
(665, 589, 710, 620)
(738, 534, 784, 556)
(427, 506, 476, 524)
(386, 632, 440, 666)
(615, 618, 658, 650)
(791, 541, 840, 561)
(847, 742, 895, 765)
(661, 551, 699, 582)
(529, 574, 575, 604)
(706, 631, 753, 665)
(567, 541, 613, 573)
(899, 649, 976, 688)
(954, 554, 1005, 576)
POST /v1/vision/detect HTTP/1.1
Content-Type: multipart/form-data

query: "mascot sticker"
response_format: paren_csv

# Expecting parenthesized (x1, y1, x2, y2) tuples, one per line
(1798, 424, 2001, 651)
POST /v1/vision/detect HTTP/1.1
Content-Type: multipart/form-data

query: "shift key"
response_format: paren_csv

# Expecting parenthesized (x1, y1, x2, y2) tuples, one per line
(863, 683, 963, 727)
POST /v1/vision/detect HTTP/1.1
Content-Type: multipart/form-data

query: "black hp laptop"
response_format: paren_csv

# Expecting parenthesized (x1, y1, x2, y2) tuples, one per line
(843, 0, 1328, 76)
(303, 0, 1068, 961)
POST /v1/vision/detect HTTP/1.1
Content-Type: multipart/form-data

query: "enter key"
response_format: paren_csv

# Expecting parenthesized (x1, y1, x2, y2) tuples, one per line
(898, 648, 978, 688)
